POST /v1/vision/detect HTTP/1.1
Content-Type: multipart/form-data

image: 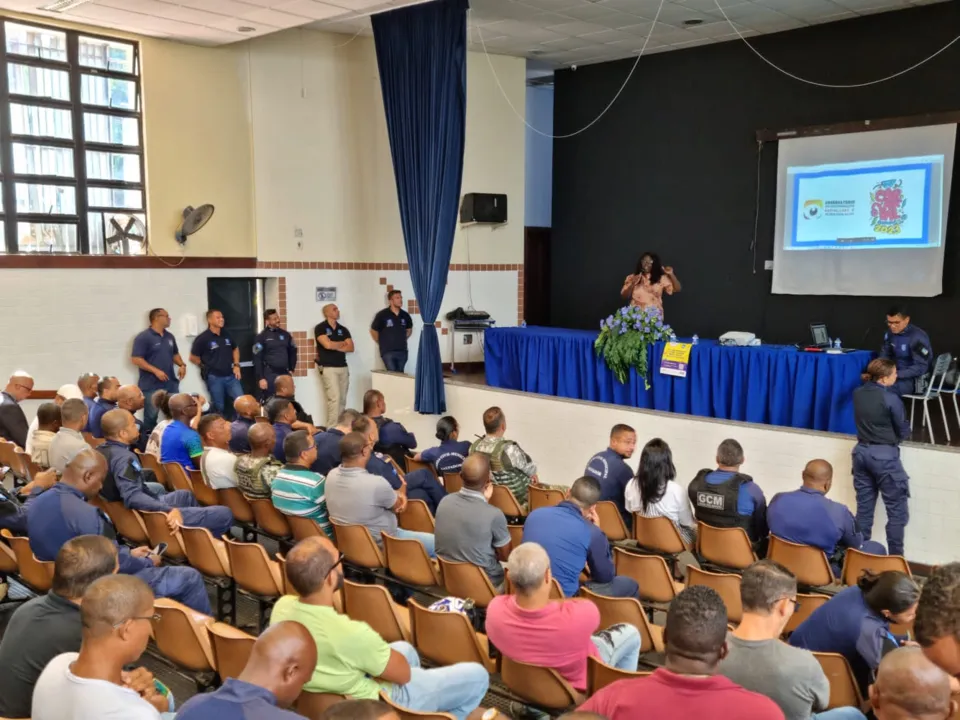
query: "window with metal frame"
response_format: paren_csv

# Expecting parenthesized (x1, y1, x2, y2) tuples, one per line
(0, 20, 145, 256)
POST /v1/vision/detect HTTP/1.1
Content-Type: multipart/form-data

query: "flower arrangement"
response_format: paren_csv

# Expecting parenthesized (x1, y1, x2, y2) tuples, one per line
(595, 305, 675, 386)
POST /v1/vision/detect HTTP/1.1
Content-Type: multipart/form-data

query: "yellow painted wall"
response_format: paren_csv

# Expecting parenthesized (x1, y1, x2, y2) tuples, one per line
(0, 12, 255, 257)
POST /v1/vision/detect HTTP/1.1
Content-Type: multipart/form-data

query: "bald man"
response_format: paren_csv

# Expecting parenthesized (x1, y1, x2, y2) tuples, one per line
(230, 395, 261, 453)
(159, 393, 204, 470)
(870, 647, 956, 720)
(98, 409, 233, 538)
(88, 376, 120, 438)
(236, 422, 282, 500)
(175, 621, 317, 719)
(77, 373, 99, 433)
(27, 447, 212, 614)
(117, 385, 147, 452)
(768, 459, 887, 576)
(0, 370, 34, 448)
(272, 375, 314, 427)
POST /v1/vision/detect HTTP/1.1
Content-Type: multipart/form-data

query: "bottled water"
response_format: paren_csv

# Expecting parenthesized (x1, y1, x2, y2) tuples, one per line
(834, 338, 841, 349)
(692, 334, 699, 345)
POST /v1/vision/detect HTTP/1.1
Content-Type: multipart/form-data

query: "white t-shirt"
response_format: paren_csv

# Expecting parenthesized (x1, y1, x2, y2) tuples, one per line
(25, 415, 39, 454)
(625, 478, 697, 542)
(145, 419, 172, 457)
(201, 447, 239, 490)
(32, 652, 162, 720)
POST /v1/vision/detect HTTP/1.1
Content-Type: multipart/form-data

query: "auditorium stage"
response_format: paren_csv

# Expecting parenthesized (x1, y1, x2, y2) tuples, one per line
(482, 326, 872, 436)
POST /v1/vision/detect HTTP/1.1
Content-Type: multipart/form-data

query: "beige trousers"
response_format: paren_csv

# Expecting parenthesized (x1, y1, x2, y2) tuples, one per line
(319, 365, 349, 426)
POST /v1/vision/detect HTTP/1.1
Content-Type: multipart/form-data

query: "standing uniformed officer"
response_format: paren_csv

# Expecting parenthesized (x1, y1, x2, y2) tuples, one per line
(130, 308, 186, 438)
(315, 303, 354, 426)
(370, 289, 414, 373)
(253, 308, 297, 400)
(881, 305, 932, 396)
(190, 309, 243, 420)
(852, 358, 911, 557)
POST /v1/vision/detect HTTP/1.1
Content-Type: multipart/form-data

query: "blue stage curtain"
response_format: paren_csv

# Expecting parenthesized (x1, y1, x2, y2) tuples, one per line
(372, 0, 467, 414)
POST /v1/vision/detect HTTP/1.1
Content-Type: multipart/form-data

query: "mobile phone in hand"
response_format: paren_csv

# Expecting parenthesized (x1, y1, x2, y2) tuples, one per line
(150, 542, 168, 557)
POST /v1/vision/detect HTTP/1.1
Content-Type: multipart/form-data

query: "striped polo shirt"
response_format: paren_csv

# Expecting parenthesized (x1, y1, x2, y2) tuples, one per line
(269, 464, 332, 539)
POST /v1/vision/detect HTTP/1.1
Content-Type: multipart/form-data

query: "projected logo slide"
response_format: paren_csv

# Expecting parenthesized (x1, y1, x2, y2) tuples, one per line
(787, 156, 941, 251)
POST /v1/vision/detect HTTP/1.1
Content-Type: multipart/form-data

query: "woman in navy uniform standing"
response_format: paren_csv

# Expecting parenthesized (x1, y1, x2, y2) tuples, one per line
(852, 358, 911, 557)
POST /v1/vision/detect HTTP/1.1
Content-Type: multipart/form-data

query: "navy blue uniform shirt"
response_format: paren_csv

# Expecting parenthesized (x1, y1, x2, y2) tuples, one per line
(312, 427, 345, 476)
(253, 327, 297, 380)
(376, 417, 417, 450)
(371, 307, 413, 353)
(421, 439, 472, 475)
(88, 397, 117, 438)
(584, 448, 634, 520)
(99, 439, 173, 513)
(191, 329, 237, 377)
(768, 487, 863, 558)
(272, 422, 294, 462)
(522, 501, 616, 597)
(82, 396, 97, 432)
(175, 678, 303, 720)
(854, 382, 910, 445)
(132, 327, 180, 392)
(26, 482, 153, 574)
(881, 324, 932, 383)
(230, 417, 255, 454)
(367, 451, 402, 490)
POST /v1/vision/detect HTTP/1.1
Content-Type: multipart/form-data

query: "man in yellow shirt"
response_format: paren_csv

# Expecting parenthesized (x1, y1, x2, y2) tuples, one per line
(270, 536, 488, 719)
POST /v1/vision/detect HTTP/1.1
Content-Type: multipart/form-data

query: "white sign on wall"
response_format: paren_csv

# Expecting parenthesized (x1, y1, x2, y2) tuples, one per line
(315, 287, 337, 302)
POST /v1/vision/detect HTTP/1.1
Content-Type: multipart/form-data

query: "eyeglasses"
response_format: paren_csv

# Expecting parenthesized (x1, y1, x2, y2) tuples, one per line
(326, 552, 345, 580)
(113, 613, 161, 628)
(779, 597, 801, 613)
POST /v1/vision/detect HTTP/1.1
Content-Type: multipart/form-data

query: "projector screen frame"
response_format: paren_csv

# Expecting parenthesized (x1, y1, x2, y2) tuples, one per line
(756, 110, 960, 144)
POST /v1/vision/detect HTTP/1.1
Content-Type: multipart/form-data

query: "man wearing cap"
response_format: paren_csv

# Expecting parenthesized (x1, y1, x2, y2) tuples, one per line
(25, 383, 83, 455)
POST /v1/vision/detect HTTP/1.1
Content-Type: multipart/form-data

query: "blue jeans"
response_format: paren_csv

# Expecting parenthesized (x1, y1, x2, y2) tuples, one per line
(385, 641, 489, 720)
(591, 623, 641, 672)
(144, 486, 234, 538)
(382, 350, 408, 373)
(136, 565, 211, 614)
(394, 528, 436, 558)
(141, 379, 180, 438)
(813, 708, 868, 720)
(584, 575, 641, 600)
(205, 374, 244, 420)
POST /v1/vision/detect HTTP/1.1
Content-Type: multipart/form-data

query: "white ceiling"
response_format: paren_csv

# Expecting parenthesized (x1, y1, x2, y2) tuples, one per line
(317, 0, 948, 68)
(0, 0, 428, 45)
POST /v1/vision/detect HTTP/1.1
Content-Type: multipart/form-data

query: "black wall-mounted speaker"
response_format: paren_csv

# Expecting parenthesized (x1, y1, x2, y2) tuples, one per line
(460, 193, 507, 224)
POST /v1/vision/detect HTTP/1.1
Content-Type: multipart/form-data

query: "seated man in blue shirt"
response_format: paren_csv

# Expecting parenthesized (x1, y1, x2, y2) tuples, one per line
(312, 408, 361, 476)
(229, 395, 261, 454)
(268, 397, 298, 463)
(175, 621, 317, 720)
(584, 423, 637, 527)
(98, 409, 233, 538)
(522, 475, 639, 599)
(27, 447, 212, 614)
(159, 392, 205, 470)
(363, 389, 417, 468)
(353, 414, 446, 514)
(688, 438, 769, 552)
(769, 459, 886, 577)
(87, 376, 119, 438)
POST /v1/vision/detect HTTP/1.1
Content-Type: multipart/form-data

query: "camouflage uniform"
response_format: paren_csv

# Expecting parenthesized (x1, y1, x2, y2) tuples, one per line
(469, 435, 537, 506)
(236, 454, 283, 499)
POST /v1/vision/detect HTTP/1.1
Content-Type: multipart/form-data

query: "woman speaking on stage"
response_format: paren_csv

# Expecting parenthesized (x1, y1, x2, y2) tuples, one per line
(620, 252, 681, 318)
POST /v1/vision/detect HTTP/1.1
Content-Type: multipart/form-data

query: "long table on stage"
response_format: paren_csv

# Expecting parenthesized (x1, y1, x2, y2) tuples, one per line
(484, 327, 873, 435)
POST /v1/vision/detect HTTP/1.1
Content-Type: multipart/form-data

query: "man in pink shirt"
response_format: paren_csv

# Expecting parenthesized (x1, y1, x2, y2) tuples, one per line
(579, 585, 785, 720)
(485, 542, 640, 693)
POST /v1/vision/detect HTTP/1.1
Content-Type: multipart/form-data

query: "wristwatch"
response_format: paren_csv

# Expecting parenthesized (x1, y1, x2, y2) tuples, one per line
(481, 709, 500, 720)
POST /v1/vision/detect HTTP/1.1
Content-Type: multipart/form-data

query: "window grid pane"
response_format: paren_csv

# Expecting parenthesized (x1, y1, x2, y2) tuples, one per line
(1, 22, 145, 255)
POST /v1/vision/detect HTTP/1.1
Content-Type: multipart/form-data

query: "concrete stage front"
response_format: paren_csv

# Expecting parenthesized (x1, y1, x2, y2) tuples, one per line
(376, 370, 960, 568)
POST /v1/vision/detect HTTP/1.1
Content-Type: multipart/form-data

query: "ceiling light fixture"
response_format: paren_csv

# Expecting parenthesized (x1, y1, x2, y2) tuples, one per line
(237, 26, 256, 32)
(683, 18, 704, 25)
(39, 0, 95, 12)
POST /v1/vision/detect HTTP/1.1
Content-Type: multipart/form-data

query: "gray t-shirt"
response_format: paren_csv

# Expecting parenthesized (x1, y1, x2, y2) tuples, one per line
(719, 633, 829, 720)
(434, 488, 511, 585)
(325, 465, 398, 541)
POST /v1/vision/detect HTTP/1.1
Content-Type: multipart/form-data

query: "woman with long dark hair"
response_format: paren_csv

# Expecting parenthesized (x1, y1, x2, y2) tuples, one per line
(412, 415, 471, 475)
(790, 570, 920, 696)
(624, 438, 696, 544)
(620, 251, 681, 319)
(852, 357, 911, 557)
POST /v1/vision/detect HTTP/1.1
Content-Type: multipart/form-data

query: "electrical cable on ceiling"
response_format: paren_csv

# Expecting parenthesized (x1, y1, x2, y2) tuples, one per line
(330, 24, 366, 48)
(713, 0, 960, 88)
(473, 0, 666, 139)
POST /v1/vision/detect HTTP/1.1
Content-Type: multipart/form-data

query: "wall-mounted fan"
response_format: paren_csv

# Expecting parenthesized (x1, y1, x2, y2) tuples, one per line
(104, 213, 147, 255)
(176, 204, 215, 245)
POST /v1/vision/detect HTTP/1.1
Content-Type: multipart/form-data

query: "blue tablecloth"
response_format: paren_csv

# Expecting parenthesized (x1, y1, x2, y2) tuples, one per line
(484, 327, 873, 435)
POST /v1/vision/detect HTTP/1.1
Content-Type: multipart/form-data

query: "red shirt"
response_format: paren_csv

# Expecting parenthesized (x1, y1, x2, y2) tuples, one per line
(580, 668, 785, 720)
(485, 595, 600, 691)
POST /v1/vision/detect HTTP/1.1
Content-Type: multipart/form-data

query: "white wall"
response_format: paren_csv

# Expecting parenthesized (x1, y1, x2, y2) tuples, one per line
(377, 371, 960, 568)
(525, 84, 554, 228)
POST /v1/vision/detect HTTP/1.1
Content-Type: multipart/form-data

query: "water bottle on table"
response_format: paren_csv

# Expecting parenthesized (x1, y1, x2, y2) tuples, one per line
(692, 334, 699, 345)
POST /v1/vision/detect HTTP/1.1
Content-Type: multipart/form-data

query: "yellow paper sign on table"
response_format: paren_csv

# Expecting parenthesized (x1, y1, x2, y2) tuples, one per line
(660, 341, 693, 378)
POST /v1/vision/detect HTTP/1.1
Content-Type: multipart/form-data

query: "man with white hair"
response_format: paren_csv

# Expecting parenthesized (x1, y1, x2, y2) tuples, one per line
(25, 383, 83, 455)
(486, 542, 642, 695)
(0, 371, 34, 448)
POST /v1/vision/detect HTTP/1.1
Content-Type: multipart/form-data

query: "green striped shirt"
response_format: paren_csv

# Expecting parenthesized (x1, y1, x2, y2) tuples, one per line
(270, 464, 332, 538)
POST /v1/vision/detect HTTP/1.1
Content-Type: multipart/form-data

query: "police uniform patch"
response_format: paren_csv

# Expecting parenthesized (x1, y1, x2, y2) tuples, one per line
(901, 344, 907, 352)
(401, 319, 407, 326)
(167, 338, 175, 347)
(225, 339, 231, 346)
(209, 341, 218, 349)
(326, 328, 333, 336)
(280, 334, 285, 341)
(132, 459, 142, 472)
(253, 343, 263, 355)
(386, 319, 394, 328)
